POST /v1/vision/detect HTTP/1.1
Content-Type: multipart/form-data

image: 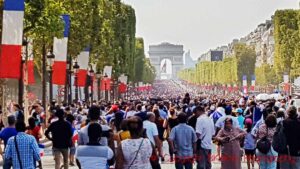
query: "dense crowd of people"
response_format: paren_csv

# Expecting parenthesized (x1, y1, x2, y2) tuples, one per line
(0, 80, 299, 169)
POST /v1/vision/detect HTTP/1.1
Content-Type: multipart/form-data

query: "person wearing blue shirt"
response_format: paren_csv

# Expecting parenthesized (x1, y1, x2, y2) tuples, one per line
(158, 104, 168, 120)
(0, 115, 17, 148)
(169, 113, 197, 169)
(5, 121, 41, 169)
(236, 108, 245, 129)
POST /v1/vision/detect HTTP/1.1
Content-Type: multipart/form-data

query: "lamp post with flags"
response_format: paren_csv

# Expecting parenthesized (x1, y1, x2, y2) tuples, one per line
(73, 61, 80, 102)
(47, 50, 55, 105)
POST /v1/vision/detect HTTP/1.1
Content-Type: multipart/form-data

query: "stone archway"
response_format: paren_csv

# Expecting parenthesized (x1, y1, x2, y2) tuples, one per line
(149, 42, 184, 79)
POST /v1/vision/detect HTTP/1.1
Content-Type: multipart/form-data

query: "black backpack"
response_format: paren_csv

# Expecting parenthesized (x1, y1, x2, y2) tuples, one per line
(256, 128, 271, 154)
(272, 121, 287, 153)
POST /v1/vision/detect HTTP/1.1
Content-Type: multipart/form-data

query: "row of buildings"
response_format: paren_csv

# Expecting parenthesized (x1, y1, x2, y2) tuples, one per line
(198, 18, 275, 67)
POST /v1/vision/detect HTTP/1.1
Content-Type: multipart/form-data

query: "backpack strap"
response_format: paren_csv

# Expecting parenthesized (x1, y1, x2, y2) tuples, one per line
(14, 136, 23, 169)
(128, 138, 144, 169)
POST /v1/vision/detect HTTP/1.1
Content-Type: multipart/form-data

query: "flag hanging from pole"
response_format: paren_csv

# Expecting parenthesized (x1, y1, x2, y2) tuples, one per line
(118, 83, 127, 93)
(103, 66, 112, 78)
(23, 39, 35, 85)
(250, 75, 256, 91)
(118, 74, 128, 93)
(52, 15, 70, 85)
(242, 75, 247, 87)
(0, 0, 25, 79)
(100, 78, 111, 91)
(242, 75, 248, 94)
(26, 60, 35, 85)
(76, 48, 90, 87)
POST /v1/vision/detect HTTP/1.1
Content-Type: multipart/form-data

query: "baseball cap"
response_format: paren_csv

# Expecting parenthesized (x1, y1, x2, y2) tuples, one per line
(236, 108, 243, 114)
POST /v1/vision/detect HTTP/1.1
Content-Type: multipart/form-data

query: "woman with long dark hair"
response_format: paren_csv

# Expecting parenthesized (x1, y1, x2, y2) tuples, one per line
(163, 108, 178, 162)
(153, 108, 165, 141)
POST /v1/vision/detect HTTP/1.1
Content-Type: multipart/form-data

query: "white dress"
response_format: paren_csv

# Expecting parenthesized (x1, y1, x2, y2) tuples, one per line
(121, 138, 153, 169)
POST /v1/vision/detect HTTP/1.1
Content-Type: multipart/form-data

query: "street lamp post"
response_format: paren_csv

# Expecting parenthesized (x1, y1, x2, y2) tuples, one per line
(73, 61, 80, 102)
(96, 71, 102, 101)
(67, 58, 73, 105)
(47, 50, 55, 105)
(89, 65, 95, 104)
(111, 80, 115, 102)
(103, 74, 108, 101)
(42, 43, 47, 112)
(19, 39, 28, 107)
(117, 80, 121, 99)
(64, 56, 71, 104)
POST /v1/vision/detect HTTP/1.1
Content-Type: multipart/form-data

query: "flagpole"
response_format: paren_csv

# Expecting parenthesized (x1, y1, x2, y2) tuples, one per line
(42, 39, 47, 119)
(18, 39, 28, 107)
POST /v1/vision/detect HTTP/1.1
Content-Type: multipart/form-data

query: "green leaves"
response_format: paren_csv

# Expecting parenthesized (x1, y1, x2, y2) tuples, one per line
(134, 38, 155, 84)
(274, 9, 300, 81)
(25, 0, 65, 42)
(255, 64, 278, 86)
(22, 0, 137, 79)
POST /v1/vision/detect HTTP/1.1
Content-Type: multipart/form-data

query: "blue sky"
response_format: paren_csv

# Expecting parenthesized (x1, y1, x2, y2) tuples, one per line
(123, 0, 299, 59)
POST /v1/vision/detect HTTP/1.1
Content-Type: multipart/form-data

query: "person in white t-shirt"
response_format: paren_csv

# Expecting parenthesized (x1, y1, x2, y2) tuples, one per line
(143, 112, 163, 157)
(76, 123, 114, 169)
(195, 106, 215, 169)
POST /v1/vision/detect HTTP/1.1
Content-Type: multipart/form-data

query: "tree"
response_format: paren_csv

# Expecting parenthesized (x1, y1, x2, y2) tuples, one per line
(179, 44, 255, 86)
(234, 43, 256, 85)
(274, 10, 299, 81)
(25, 0, 65, 76)
(134, 38, 145, 82)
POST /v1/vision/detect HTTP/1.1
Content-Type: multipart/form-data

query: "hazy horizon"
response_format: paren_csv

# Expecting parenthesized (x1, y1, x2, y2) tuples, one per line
(123, 0, 299, 60)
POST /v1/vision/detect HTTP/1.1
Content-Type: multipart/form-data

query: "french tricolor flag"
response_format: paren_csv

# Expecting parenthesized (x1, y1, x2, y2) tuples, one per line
(52, 15, 70, 85)
(76, 48, 90, 87)
(0, 0, 25, 79)
(24, 39, 35, 85)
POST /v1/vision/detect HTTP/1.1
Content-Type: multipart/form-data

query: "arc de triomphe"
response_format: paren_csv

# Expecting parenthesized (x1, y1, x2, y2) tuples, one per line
(148, 42, 184, 79)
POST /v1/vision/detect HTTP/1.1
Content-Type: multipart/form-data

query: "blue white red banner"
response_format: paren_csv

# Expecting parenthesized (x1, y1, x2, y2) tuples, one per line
(52, 15, 70, 85)
(0, 0, 25, 79)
